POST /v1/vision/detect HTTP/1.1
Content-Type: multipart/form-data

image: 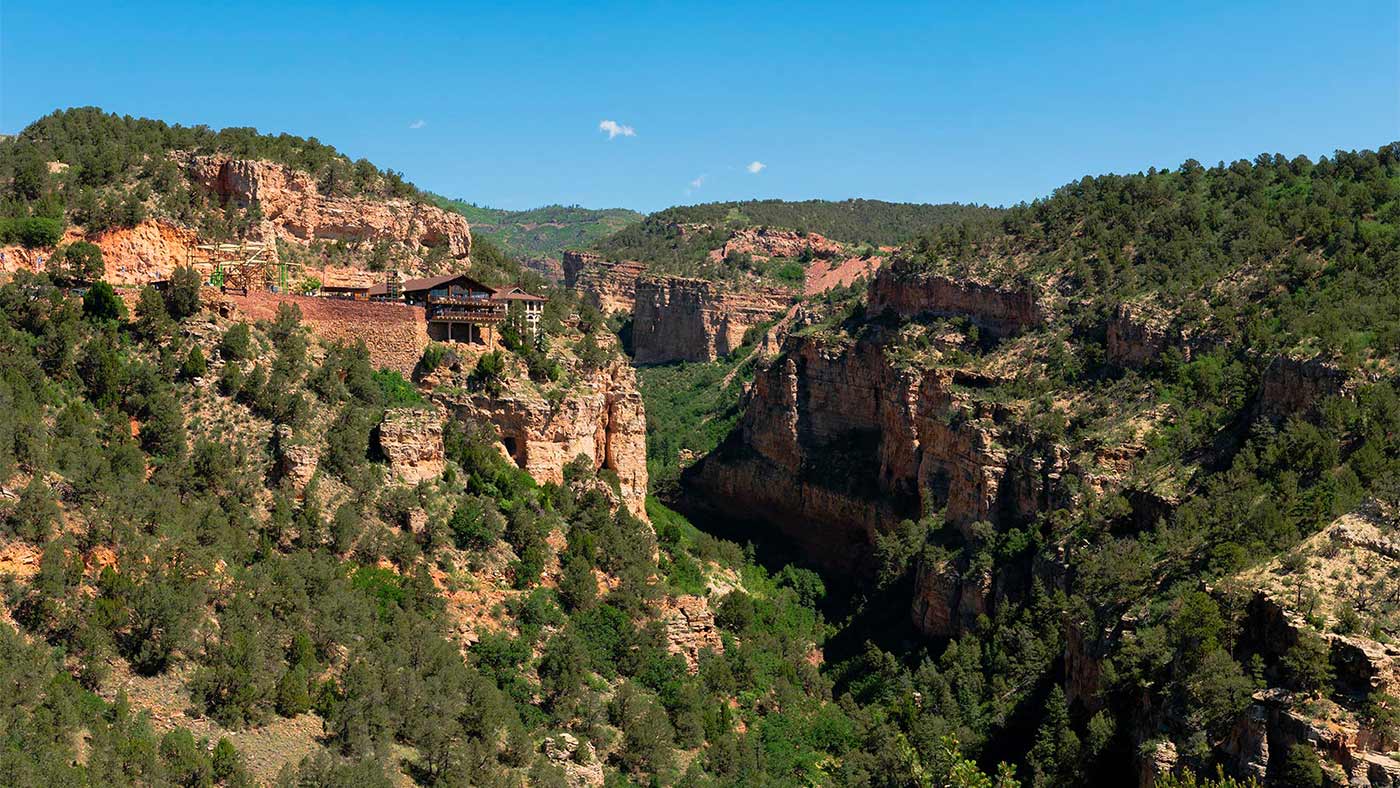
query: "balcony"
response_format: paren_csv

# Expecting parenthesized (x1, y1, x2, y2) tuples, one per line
(428, 303, 506, 323)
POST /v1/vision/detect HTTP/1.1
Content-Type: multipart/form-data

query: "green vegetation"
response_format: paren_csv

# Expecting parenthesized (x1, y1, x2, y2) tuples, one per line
(429, 197, 642, 264)
(591, 198, 999, 279)
(637, 342, 764, 494)
(0, 269, 1020, 786)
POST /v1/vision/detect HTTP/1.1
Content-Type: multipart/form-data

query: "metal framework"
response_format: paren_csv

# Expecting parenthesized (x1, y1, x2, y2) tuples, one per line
(188, 241, 301, 295)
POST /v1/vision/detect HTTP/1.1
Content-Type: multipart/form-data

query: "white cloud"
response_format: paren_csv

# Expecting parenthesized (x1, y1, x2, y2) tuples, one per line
(690, 174, 706, 189)
(746, 160, 766, 174)
(408, 119, 426, 130)
(599, 119, 635, 139)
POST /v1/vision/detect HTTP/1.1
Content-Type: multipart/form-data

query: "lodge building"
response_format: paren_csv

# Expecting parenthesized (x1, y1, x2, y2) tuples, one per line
(366, 273, 546, 345)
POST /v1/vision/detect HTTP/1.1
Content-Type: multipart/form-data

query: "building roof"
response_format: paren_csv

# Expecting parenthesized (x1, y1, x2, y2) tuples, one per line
(321, 283, 371, 292)
(368, 272, 494, 297)
(490, 285, 548, 302)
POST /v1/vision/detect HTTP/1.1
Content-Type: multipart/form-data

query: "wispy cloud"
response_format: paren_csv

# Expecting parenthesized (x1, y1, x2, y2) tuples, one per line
(685, 174, 707, 195)
(408, 119, 426, 130)
(746, 160, 766, 174)
(598, 119, 635, 139)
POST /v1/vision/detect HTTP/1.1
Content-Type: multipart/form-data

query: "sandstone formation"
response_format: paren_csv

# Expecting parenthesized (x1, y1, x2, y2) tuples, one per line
(436, 355, 649, 520)
(181, 153, 472, 264)
(562, 251, 647, 315)
(688, 329, 1063, 590)
(376, 407, 446, 484)
(543, 732, 605, 787)
(1106, 301, 1181, 367)
(867, 258, 1042, 338)
(0, 220, 199, 286)
(631, 275, 791, 364)
(1257, 353, 1356, 421)
(275, 425, 319, 492)
(709, 227, 844, 263)
(660, 595, 724, 673)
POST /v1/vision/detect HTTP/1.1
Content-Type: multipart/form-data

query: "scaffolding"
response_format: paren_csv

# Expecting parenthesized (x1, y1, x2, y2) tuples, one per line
(188, 241, 301, 295)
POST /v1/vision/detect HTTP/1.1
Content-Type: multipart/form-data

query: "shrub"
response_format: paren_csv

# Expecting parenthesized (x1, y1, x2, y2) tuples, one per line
(220, 322, 253, 360)
(181, 345, 207, 380)
(164, 265, 203, 319)
(7, 216, 64, 248)
(81, 281, 125, 322)
(469, 351, 507, 395)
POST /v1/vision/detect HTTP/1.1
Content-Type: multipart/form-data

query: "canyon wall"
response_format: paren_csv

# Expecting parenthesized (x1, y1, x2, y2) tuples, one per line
(3, 155, 473, 285)
(1, 220, 199, 286)
(867, 258, 1042, 338)
(562, 251, 647, 315)
(436, 355, 648, 520)
(631, 275, 791, 364)
(182, 154, 472, 264)
(687, 330, 1059, 583)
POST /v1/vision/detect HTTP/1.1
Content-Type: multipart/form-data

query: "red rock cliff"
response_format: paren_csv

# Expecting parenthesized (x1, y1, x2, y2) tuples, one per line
(867, 257, 1042, 338)
(688, 329, 1058, 582)
(182, 153, 472, 263)
(435, 354, 649, 520)
(631, 275, 791, 364)
(562, 251, 647, 315)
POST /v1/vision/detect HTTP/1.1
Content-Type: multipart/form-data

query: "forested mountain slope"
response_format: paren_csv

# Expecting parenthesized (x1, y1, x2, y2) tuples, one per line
(427, 198, 642, 278)
(681, 142, 1400, 785)
(591, 198, 1000, 279)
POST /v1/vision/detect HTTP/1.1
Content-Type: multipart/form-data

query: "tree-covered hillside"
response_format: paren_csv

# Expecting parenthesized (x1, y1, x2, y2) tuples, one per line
(428, 198, 642, 265)
(588, 198, 999, 279)
(0, 264, 1012, 786)
(656, 142, 1400, 786)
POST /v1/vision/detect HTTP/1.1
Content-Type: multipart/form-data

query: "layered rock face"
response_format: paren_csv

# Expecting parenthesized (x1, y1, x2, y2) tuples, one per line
(688, 330, 1057, 585)
(182, 153, 472, 263)
(438, 357, 648, 520)
(377, 407, 446, 484)
(1106, 301, 1178, 367)
(867, 259, 1042, 338)
(562, 251, 647, 315)
(660, 595, 724, 673)
(709, 227, 844, 263)
(631, 275, 791, 364)
(1257, 354, 1356, 421)
(0, 220, 199, 286)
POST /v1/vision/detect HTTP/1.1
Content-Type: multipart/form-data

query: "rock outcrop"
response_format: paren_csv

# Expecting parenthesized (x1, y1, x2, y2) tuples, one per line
(543, 732, 605, 787)
(1106, 301, 1185, 367)
(181, 153, 472, 264)
(436, 355, 648, 520)
(275, 425, 319, 492)
(376, 407, 446, 484)
(1257, 354, 1356, 421)
(631, 275, 791, 364)
(660, 595, 724, 673)
(709, 227, 844, 263)
(688, 330, 1062, 592)
(562, 251, 647, 315)
(1209, 507, 1400, 784)
(0, 220, 199, 286)
(867, 258, 1042, 338)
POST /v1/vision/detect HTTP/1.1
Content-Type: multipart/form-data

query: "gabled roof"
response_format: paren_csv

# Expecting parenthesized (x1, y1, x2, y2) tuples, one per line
(368, 272, 495, 297)
(490, 285, 548, 302)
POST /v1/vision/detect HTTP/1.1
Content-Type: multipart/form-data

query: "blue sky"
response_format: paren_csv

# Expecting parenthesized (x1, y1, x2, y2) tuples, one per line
(2, 1, 1396, 212)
